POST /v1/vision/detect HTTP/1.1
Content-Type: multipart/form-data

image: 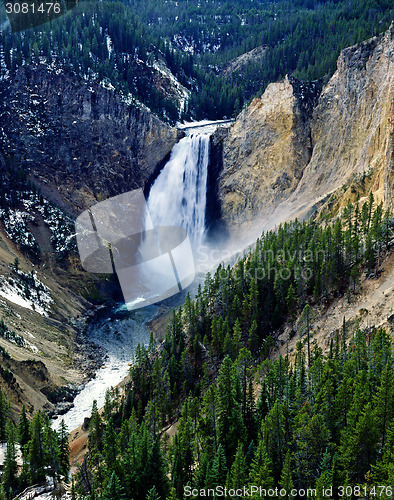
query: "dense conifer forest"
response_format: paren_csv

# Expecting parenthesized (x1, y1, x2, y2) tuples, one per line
(71, 195, 394, 499)
(0, 0, 393, 121)
(1, 195, 391, 498)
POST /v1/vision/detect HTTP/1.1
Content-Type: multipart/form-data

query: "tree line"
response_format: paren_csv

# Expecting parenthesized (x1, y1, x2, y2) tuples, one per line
(0, 394, 70, 500)
(1, 0, 393, 120)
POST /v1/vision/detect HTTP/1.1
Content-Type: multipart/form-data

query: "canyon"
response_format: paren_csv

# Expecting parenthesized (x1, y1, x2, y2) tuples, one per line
(0, 23, 393, 419)
(216, 23, 394, 241)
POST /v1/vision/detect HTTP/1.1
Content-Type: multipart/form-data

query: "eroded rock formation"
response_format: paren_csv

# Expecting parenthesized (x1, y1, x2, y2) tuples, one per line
(0, 65, 182, 214)
(216, 23, 394, 238)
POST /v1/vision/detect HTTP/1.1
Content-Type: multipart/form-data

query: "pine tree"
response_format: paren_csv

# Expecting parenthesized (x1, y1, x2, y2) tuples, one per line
(104, 389, 112, 422)
(2, 422, 18, 497)
(216, 356, 246, 461)
(373, 364, 393, 449)
(248, 436, 274, 497)
(147, 485, 161, 500)
(207, 444, 227, 488)
(0, 391, 8, 442)
(315, 449, 333, 500)
(143, 438, 168, 499)
(285, 284, 297, 321)
(279, 450, 294, 500)
(300, 304, 312, 367)
(103, 417, 117, 474)
(88, 400, 103, 466)
(227, 442, 247, 490)
(104, 471, 126, 500)
(166, 486, 179, 500)
(248, 319, 259, 354)
(18, 405, 30, 450)
(340, 402, 378, 483)
(57, 419, 70, 479)
(265, 400, 286, 477)
(44, 425, 61, 485)
(314, 358, 339, 440)
(294, 411, 330, 487)
(27, 412, 46, 484)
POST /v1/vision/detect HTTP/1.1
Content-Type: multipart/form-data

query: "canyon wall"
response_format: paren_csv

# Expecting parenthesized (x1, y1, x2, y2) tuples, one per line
(217, 76, 313, 234)
(0, 65, 182, 414)
(216, 23, 394, 238)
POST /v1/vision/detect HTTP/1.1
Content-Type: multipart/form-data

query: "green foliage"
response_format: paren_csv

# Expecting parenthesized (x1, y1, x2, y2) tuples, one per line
(72, 192, 394, 498)
(27, 412, 47, 484)
(58, 419, 71, 478)
(103, 471, 126, 500)
(0, 392, 9, 442)
(0, 191, 389, 497)
(0, 402, 70, 498)
(0, 319, 25, 347)
(1, 0, 392, 120)
(18, 405, 30, 449)
(2, 422, 18, 497)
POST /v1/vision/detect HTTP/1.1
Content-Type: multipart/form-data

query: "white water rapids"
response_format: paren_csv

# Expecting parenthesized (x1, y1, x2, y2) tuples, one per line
(52, 306, 155, 431)
(53, 126, 215, 431)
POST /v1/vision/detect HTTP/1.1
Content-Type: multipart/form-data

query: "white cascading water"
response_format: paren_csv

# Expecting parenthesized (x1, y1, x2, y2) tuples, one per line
(147, 133, 210, 249)
(53, 130, 215, 432)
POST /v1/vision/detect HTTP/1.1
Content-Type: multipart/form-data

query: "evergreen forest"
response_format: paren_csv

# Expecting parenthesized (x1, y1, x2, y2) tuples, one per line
(0, 0, 393, 121)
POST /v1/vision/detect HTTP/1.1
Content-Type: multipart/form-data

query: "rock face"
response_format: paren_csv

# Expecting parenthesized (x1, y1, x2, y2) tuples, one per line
(0, 64, 183, 416)
(385, 99, 394, 212)
(287, 24, 394, 219)
(0, 65, 182, 214)
(216, 24, 394, 238)
(217, 76, 313, 234)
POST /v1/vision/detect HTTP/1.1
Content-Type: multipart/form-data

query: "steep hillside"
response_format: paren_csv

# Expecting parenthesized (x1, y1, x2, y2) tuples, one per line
(217, 76, 315, 234)
(0, 221, 99, 417)
(217, 23, 394, 240)
(385, 98, 394, 211)
(0, 66, 182, 416)
(284, 24, 394, 220)
(1, 0, 392, 120)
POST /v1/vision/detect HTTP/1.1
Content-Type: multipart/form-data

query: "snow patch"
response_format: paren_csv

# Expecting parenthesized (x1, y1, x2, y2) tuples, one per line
(0, 271, 52, 316)
(25, 339, 40, 353)
(152, 59, 190, 113)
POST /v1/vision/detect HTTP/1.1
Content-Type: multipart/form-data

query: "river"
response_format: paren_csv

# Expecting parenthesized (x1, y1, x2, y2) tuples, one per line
(52, 304, 157, 431)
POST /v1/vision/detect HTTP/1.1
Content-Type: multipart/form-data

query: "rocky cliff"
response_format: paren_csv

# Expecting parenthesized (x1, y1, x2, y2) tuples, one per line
(216, 23, 394, 239)
(385, 98, 394, 212)
(0, 64, 182, 214)
(217, 76, 314, 234)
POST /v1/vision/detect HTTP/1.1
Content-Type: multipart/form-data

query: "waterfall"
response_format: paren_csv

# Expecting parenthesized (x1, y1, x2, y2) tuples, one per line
(147, 133, 210, 249)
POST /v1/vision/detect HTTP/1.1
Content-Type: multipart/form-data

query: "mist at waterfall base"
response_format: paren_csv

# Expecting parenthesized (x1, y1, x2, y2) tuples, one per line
(144, 130, 250, 296)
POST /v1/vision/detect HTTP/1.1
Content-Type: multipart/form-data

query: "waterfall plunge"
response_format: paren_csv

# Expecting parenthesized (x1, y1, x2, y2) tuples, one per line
(147, 134, 210, 250)
(118, 133, 210, 311)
